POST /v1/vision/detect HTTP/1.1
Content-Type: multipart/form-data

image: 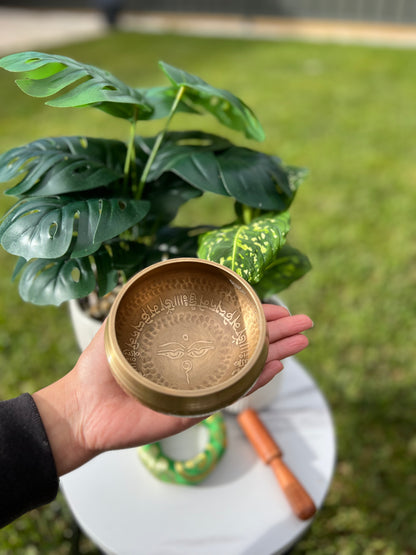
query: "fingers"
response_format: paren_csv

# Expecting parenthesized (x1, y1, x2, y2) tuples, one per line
(267, 333, 309, 362)
(250, 305, 313, 396)
(263, 303, 290, 321)
(249, 332, 310, 396)
(263, 303, 313, 362)
(267, 313, 313, 343)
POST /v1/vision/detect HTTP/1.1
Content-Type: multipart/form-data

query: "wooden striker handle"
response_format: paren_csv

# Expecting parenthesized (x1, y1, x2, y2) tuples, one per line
(237, 408, 316, 521)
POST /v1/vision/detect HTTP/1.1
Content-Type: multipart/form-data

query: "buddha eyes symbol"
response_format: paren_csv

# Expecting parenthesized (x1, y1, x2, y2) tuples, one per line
(157, 340, 215, 360)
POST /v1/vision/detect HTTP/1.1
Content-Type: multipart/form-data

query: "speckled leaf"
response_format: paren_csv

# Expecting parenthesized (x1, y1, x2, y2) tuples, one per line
(286, 165, 309, 195)
(197, 212, 290, 284)
(253, 244, 312, 298)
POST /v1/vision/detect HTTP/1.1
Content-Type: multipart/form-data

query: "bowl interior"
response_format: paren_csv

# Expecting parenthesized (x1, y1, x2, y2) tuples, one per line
(113, 260, 264, 395)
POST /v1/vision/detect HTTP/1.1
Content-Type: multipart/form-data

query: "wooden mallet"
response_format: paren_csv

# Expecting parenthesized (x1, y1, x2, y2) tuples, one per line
(237, 408, 317, 521)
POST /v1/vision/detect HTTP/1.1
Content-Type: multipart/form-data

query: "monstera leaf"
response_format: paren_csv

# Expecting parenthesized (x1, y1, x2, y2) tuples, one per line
(148, 225, 212, 264)
(0, 54, 311, 307)
(253, 244, 312, 298)
(197, 212, 291, 283)
(16, 240, 148, 305)
(140, 174, 203, 232)
(93, 240, 148, 291)
(0, 51, 153, 121)
(107, 240, 148, 280)
(17, 256, 98, 306)
(137, 86, 199, 120)
(0, 137, 126, 197)
(0, 196, 150, 259)
(144, 131, 299, 211)
(159, 62, 265, 141)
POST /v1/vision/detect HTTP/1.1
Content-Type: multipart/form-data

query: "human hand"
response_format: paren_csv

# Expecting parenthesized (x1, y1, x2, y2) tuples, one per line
(250, 303, 313, 392)
(33, 303, 313, 476)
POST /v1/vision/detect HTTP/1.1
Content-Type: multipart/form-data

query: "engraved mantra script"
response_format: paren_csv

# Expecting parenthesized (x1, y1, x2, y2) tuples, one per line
(122, 293, 250, 383)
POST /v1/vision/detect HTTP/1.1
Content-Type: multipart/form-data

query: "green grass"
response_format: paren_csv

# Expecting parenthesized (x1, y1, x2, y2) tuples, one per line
(0, 30, 415, 553)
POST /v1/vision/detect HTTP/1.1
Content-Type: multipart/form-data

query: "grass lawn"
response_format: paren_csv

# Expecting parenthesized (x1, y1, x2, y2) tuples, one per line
(0, 30, 415, 554)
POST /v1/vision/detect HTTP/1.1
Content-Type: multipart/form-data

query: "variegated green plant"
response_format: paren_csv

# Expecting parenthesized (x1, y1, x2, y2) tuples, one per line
(0, 51, 310, 306)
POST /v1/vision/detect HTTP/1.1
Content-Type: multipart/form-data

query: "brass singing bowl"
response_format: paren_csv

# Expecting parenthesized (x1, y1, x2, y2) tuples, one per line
(104, 258, 268, 416)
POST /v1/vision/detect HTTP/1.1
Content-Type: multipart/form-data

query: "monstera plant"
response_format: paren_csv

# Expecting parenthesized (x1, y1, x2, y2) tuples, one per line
(0, 51, 311, 313)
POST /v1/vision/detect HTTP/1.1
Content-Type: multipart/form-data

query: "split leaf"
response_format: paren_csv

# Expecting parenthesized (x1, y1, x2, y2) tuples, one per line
(0, 196, 150, 259)
(0, 136, 126, 197)
(159, 62, 265, 141)
(0, 51, 152, 121)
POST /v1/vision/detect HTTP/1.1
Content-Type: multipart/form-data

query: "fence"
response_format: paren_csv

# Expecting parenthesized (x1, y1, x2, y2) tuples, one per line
(2, 0, 416, 24)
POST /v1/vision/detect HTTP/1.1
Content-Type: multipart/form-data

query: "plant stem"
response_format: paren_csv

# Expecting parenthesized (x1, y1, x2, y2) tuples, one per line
(241, 204, 262, 224)
(123, 111, 137, 195)
(136, 85, 185, 200)
(242, 204, 253, 225)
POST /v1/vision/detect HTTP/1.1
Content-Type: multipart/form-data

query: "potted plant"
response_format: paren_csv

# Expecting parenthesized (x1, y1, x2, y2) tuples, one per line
(0, 51, 311, 343)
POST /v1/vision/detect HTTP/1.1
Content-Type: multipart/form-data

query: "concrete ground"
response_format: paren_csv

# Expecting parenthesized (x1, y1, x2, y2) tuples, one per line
(1, 6, 416, 56)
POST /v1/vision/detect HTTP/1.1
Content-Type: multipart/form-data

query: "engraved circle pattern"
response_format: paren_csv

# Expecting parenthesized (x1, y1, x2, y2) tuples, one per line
(115, 264, 261, 392)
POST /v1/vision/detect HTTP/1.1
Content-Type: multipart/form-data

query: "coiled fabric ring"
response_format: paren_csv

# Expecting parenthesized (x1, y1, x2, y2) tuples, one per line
(137, 413, 227, 485)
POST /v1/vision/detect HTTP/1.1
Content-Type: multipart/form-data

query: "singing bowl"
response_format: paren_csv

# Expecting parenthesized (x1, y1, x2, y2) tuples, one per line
(104, 258, 268, 416)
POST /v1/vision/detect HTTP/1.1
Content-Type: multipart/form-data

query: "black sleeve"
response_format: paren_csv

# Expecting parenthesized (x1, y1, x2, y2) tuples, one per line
(0, 393, 59, 528)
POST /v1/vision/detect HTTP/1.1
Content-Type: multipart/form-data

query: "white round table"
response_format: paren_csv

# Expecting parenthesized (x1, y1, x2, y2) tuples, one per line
(61, 357, 336, 555)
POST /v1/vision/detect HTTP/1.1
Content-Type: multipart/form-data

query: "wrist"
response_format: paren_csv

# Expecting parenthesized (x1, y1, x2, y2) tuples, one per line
(32, 370, 97, 476)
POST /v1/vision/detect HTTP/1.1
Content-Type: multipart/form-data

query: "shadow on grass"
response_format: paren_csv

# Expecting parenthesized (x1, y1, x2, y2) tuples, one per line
(294, 377, 415, 554)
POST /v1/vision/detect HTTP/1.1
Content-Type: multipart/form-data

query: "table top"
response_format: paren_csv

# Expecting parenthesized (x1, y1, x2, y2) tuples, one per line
(61, 357, 336, 555)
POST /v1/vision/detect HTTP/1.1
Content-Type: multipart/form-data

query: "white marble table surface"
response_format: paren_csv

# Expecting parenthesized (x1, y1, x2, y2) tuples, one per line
(61, 356, 336, 555)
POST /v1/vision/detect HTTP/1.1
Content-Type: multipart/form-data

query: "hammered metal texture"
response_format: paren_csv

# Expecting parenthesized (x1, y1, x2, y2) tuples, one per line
(105, 259, 267, 416)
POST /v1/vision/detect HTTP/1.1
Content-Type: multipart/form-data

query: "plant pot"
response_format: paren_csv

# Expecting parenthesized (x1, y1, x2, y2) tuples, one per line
(68, 299, 101, 352)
